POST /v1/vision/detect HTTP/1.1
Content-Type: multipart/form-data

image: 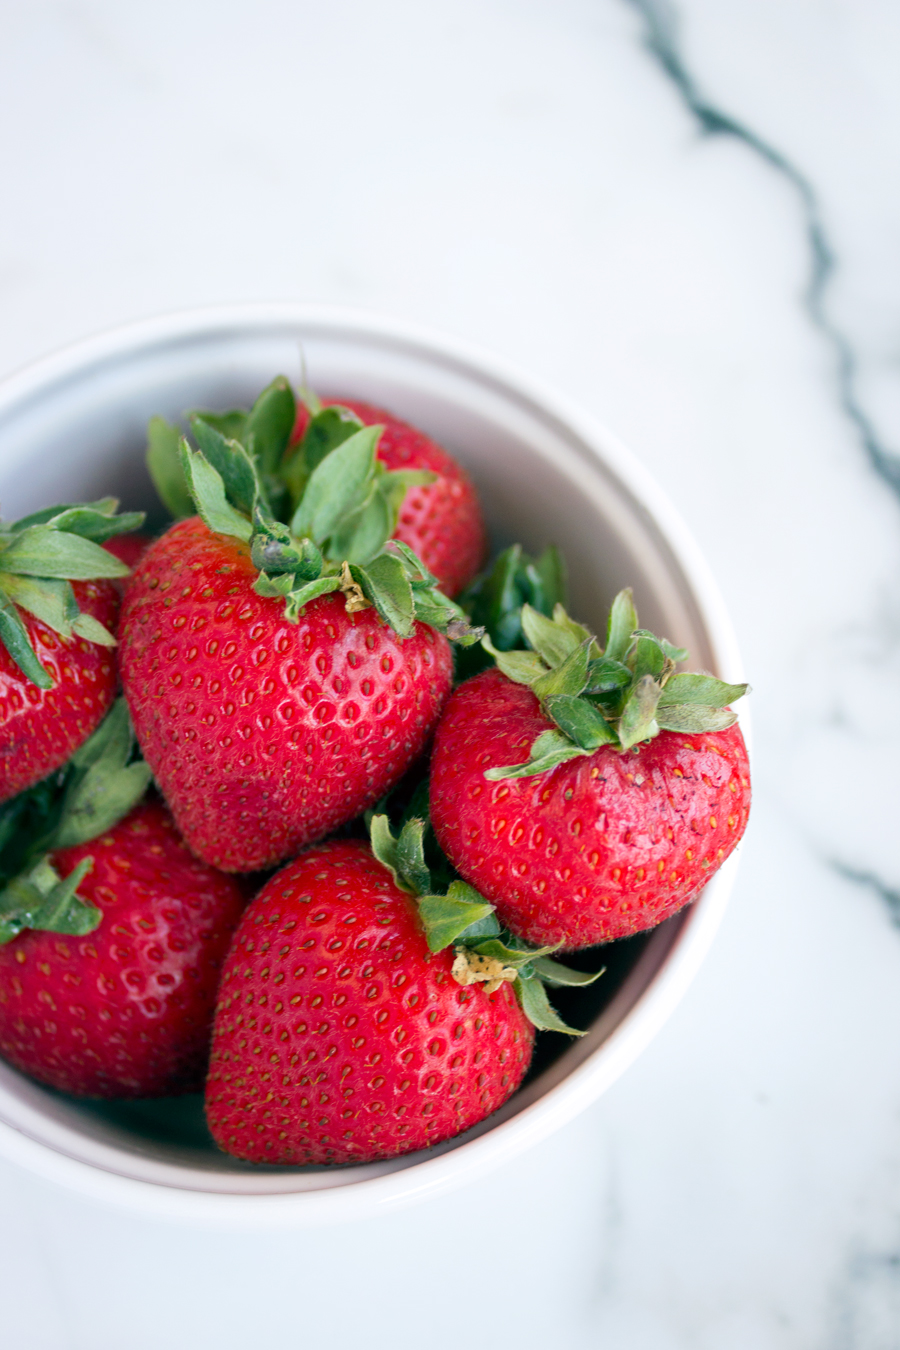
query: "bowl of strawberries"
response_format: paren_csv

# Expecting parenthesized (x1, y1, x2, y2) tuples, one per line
(0, 305, 749, 1223)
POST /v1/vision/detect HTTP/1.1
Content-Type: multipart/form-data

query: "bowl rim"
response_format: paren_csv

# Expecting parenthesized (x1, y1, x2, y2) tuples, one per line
(0, 303, 747, 1225)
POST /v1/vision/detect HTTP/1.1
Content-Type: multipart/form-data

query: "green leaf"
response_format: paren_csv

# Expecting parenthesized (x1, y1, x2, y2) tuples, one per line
(378, 469, 437, 532)
(456, 911, 502, 941)
(179, 443, 253, 543)
(70, 696, 130, 770)
(396, 818, 431, 896)
(290, 424, 381, 545)
(253, 572, 297, 599)
(657, 673, 749, 708)
(0, 857, 100, 944)
(243, 376, 296, 478)
(586, 655, 632, 694)
(387, 540, 439, 588)
(0, 776, 64, 884)
(531, 546, 567, 613)
(418, 881, 496, 953)
(467, 935, 558, 970)
(481, 635, 546, 685)
(531, 639, 592, 701)
(281, 574, 342, 622)
(0, 526, 130, 580)
(56, 698, 152, 847)
(281, 408, 351, 508)
(303, 406, 364, 469)
(352, 554, 415, 637)
(327, 488, 392, 565)
(70, 612, 117, 646)
(409, 587, 460, 624)
(515, 972, 585, 1035)
(473, 544, 523, 643)
(56, 762, 151, 848)
(605, 588, 637, 663)
(369, 813, 406, 890)
(456, 544, 569, 680)
(655, 704, 739, 734)
(521, 603, 580, 668)
(550, 604, 596, 650)
(659, 637, 689, 662)
(0, 575, 79, 637)
(543, 694, 617, 750)
(41, 506, 144, 543)
(618, 673, 662, 750)
(484, 728, 590, 780)
(530, 955, 606, 988)
(11, 498, 119, 531)
(298, 382, 322, 416)
(147, 416, 194, 519)
(413, 592, 470, 633)
(12, 500, 145, 544)
(187, 408, 248, 442)
(0, 590, 52, 687)
(190, 419, 261, 518)
(628, 632, 668, 682)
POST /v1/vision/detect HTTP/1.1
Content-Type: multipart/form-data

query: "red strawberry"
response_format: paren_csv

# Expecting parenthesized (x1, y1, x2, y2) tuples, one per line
(291, 398, 486, 597)
(0, 799, 246, 1097)
(120, 518, 454, 872)
(205, 838, 534, 1164)
(0, 579, 119, 804)
(430, 593, 751, 949)
(103, 532, 153, 596)
(0, 498, 144, 802)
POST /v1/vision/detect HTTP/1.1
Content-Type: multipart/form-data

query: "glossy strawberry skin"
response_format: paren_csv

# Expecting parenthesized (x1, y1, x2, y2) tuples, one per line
(103, 532, 153, 594)
(119, 518, 454, 872)
(430, 669, 751, 950)
(292, 399, 487, 597)
(205, 840, 533, 1165)
(0, 801, 246, 1097)
(0, 580, 119, 805)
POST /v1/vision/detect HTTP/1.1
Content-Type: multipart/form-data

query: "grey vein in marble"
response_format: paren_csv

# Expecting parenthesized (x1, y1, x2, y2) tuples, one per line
(832, 1246, 900, 1350)
(623, 0, 900, 503)
(831, 862, 900, 931)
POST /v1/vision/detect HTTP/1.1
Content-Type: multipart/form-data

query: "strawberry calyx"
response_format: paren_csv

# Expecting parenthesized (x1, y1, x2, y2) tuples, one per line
(483, 589, 749, 779)
(149, 378, 482, 644)
(0, 498, 145, 688)
(456, 541, 567, 681)
(369, 812, 603, 1035)
(0, 699, 152, 942)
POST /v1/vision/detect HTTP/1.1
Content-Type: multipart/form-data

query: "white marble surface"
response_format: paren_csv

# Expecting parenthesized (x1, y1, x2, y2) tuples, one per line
(2, 1, 900, 1345)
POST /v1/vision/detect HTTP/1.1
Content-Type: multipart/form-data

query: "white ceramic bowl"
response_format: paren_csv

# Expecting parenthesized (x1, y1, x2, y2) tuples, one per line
(0, 305, 746, 1225)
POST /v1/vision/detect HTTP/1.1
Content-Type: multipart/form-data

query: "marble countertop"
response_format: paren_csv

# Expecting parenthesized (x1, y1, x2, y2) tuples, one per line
(2, 2, 900, 1345)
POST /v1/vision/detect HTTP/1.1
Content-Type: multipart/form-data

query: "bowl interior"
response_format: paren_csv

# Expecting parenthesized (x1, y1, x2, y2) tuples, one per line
(0, 312, 721, 1196)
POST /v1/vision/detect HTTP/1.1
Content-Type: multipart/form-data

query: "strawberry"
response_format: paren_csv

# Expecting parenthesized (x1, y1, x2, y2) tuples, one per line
(102, 531, 153, 595)
(0, 703, 246, 1096)
(101, 533, 152, 571)
(121, 520, 454, 871)
(430, 591, 751, 949)
(123, 391, 482, 872)
(205, 809, 598, 1165)
(292, 398, 486, 596)
(0, 497, 144, 803)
